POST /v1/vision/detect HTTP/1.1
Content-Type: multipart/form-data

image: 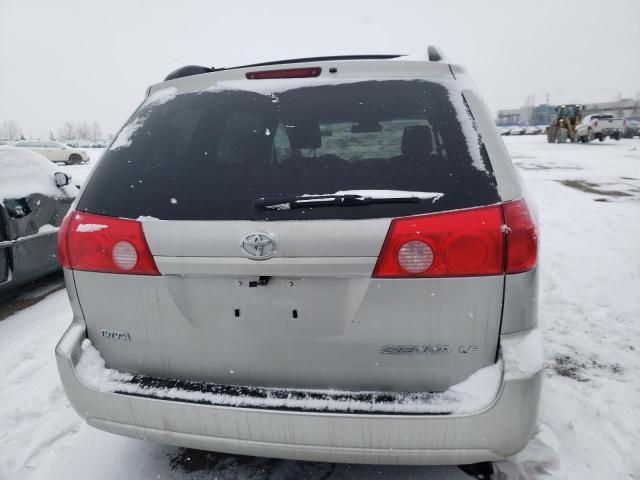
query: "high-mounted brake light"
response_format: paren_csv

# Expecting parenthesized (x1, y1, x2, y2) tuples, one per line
(373, 200, 537, 278)
(57, 211, 160, 275)
(245, 67, 321, 80)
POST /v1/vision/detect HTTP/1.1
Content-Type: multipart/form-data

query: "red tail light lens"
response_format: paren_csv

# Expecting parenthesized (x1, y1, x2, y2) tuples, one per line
(593, 120, 599, 127)
(502, 199, 537, 273)
(373, 200, 537, 278)
(373, 206, 505, 278)
(246, 67, 321, 80)
(57, 211, 160, 275)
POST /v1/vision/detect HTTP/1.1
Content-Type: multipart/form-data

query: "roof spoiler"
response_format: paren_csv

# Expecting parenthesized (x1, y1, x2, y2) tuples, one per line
(164, 65, 214, 81)
(163, 47, 446, 81)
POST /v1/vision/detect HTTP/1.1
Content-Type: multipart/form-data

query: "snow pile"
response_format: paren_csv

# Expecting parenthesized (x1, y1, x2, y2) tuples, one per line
(37, 224, 59, 234)
(333, 190, 444, 201)
(75, 340, 134, 390)
(0, 146, 76, 201)
(110, 116, 146, 151)
(446, 87, 487, 173)
(12, 224, 60, 244)
(76, 339, 502, 415)
(75, 223, 108, 233)
(264, 203, 291, 210)
(112, 87, 178, 155)
(502, 328, 544, 380)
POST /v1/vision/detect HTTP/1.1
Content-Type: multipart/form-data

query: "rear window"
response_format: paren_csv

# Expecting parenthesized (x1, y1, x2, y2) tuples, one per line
(78, 80, 499, 220)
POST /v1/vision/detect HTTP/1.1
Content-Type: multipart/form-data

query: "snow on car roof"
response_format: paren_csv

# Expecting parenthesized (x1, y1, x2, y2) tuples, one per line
(0, 146, 76, 202)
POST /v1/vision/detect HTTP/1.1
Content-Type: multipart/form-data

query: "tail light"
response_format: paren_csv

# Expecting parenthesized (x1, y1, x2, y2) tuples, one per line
(593, 120, 599, 127)
(502, 199, 538, 273)
(372, 200, 537, 278)
(246, 67, 321, 80)
(57, 211, 160, 275)
(373, 205, 504, 278)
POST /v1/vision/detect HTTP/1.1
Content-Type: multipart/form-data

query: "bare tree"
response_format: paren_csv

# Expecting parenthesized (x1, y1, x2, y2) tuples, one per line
(58, 121, 76, 141)
(1, 120, 23, 140)
(56, 120, 104, 142)
(90, 121, 102, 142)
(76, 121, 91, 140)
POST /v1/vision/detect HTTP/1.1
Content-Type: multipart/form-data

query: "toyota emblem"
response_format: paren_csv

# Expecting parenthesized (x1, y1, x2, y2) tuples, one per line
(240, 233, 277, 260)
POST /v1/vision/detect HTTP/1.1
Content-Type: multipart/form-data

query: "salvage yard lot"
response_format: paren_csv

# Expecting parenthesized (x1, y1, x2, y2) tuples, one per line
(1, 135, 639, 479)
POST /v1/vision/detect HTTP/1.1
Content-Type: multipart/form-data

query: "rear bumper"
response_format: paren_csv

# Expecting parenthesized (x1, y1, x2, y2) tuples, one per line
(56, 320, 542, 465)
(596, 128, 621, 136)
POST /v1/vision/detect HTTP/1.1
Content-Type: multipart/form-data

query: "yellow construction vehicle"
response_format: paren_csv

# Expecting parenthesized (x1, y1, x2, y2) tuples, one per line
(547, 104, 585, 143)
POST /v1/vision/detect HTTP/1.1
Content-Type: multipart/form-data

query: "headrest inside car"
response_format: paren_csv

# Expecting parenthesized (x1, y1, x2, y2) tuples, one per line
(401, 125, 434, 157)
(287, 120, 321, 149)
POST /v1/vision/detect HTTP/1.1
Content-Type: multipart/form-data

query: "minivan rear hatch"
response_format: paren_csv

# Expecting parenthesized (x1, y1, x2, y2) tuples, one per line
(73, 72, 505, 393)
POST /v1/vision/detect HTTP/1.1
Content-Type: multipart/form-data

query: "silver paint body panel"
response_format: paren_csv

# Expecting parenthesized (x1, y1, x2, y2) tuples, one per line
(73, 268, 504, 392)
(143, 219, 393, 258)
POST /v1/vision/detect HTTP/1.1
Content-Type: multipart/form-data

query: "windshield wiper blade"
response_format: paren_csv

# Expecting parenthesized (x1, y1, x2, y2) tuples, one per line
(254, 194, 421, 210)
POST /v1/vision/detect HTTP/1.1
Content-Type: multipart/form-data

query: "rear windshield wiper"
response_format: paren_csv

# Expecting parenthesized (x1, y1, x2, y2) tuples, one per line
(254, 194, 421, 210)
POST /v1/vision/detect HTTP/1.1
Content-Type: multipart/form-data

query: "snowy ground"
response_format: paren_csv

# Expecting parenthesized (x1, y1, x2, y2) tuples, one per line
(1, 136, 639, 479)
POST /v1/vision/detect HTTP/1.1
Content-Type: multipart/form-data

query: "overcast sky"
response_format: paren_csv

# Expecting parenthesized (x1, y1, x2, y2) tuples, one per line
(1, 0, 639, 138)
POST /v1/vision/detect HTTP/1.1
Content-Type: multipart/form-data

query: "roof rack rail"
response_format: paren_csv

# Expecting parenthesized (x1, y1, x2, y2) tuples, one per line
(427, 46, 444, 62)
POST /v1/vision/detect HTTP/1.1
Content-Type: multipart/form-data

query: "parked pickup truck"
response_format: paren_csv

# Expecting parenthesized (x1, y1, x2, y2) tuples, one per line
(575, 113, 624, 143)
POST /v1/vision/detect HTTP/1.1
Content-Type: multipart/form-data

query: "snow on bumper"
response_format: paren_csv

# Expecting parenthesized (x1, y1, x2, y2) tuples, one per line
(55, 320, 542, 465)
(74, 339, 504, 415)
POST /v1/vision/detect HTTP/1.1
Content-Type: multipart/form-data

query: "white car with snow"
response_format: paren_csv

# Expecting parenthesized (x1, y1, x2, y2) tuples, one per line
(575, 114, 624, 143)
(14, 140, 90, 165)
(0, 146, 77, 296)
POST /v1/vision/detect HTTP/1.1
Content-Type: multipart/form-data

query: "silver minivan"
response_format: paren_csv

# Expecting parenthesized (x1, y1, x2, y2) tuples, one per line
(56, 50, 542, 467)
